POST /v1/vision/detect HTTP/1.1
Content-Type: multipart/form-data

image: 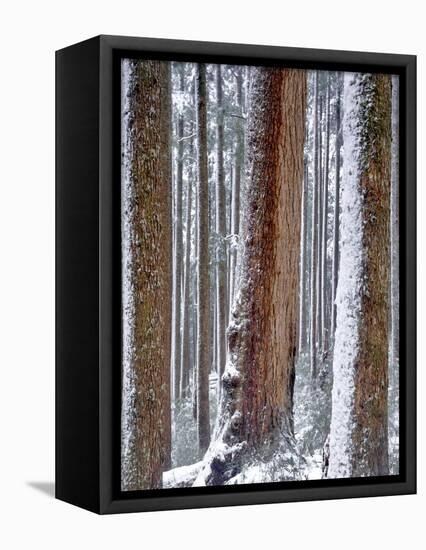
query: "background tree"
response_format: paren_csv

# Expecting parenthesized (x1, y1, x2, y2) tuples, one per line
(180, 131, 194, 398)
(215, 64, 227, 388)
(320, 74, 331, 357)
(229, 67, 244, 309)
(309, 71, 319, 380)
(172, 64, 185, 402)
(388, 74, 400, 474)
(330, 72, 343, 340)
(196, 63, 211, 456)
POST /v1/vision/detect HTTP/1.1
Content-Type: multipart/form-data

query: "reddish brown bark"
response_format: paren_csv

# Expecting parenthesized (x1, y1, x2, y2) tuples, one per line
(122, 60, 172, 490)
(207, 68, 306, 483)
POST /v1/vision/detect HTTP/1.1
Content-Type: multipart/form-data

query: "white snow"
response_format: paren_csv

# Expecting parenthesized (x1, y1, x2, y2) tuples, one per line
(120, 59, 137, 488)
(327, 73, 364, 479)
(163, 461, 204, 488)
(388, 74, 400, 474)
(119, 64, 399, 489)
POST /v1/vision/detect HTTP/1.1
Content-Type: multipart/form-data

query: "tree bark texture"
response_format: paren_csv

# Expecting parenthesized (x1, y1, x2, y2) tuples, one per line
(173, 65, 185, 401)
(196, 63, 211, 455)
(352, 74, 391, 477)
(121, 59, 172, 490)
(328, 73, 391, 478)
(331, 72, 342, 340)
(229, 67, 244, 308)
(215, 65, 227, 387)
(206, 67, 306, 484)
(310, 71, 319, 379)
(180, 136, 193, 398)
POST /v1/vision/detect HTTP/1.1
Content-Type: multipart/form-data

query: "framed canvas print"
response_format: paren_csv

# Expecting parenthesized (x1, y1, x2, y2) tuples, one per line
(56, 35, 416, 514)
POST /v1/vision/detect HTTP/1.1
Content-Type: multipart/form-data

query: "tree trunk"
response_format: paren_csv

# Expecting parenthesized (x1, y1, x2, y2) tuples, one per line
(192, 165, 199, 421)
(229, 67, 244, 309)
(121, 59, 172, 490)
(173, 65, 185, 402)
(298, 161, 309, 354)
(310, 71, 319, 379)
(204, 67, 306, 484)
(180, 136, 193, 398)
(388, 74, 400, 474)
(321, 75, 331, 356)
(328, 72, 391, 478)
(389, 75, 399, 376)
(196, 63, 211, 455)
(331, 72, 342, 340)
(316, 94, 324, 360)
(215, 65, 227, 392)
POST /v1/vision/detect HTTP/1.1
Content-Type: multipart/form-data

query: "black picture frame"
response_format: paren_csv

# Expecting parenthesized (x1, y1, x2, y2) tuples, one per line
(56, 34, 416, 514)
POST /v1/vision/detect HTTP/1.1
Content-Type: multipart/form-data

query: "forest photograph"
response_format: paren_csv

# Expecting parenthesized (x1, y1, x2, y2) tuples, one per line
(120, 58, 399, 492)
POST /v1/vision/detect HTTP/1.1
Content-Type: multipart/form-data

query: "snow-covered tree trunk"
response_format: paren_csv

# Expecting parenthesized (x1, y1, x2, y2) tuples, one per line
(121, 59, 172, 490)
(192, 161, 199, 422)
(180, 135, 194, 398)
(331, 72, 343, 341)
(229, 68, 244, 311)
(173, 65, 185, 402)
(328, 72, 391, 478)
(215, 65, 227, 388)
(195, 63, 211, 455)
(388, 74, 400, 473)
(200, 67, 306, 485)
(321, 76, 331, 356)
(389, 75, 400, 379)
(316, 95, 324, 361)
(310, 71, 319, 379)
(298, 161, 309, 354)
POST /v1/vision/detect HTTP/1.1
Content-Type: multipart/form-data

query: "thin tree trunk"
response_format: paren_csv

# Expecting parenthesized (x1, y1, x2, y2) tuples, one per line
(310, 71, 319, 379)
(298, 161, 309, 354)
(388, 74, 400, 474)
(196, 63, 211, 455)
(321, 75, 331, 356)
(180, 137, 193, 398)
(331, 73, 342, 340)
(192, 166, 199, 422)
(229, 68, 244, 309)
(389, 75, 399, 373)
(121, 59, 172, 490)
(215, 65, 227, 390)
(173, 65, 185, 402)
(316, 94, 324, 361)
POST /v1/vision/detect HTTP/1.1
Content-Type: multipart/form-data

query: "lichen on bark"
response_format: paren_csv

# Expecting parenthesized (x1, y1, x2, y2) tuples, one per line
(121, 59, 172, 491)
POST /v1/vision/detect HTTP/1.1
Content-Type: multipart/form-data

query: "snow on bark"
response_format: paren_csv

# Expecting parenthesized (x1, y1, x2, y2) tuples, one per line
(193, 67, 306, 486)
(327, 73, 363, 479)
(163, 461, 204, 488)
(388, 74, 400, 474)
(120, 58, 172, 490)
(121, 59, 137, 483)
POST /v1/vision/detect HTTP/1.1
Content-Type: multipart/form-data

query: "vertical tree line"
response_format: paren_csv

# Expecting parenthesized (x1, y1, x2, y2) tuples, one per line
(301, 71, 343, 375)
(168, 63, 252, 465)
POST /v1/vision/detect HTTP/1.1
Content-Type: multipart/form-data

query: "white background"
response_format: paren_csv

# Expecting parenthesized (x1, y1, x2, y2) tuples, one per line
(0, 1, 423, 548)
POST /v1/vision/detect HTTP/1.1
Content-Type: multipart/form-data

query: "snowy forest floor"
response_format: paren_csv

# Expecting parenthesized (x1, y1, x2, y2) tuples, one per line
(165, 356, 327, 488)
